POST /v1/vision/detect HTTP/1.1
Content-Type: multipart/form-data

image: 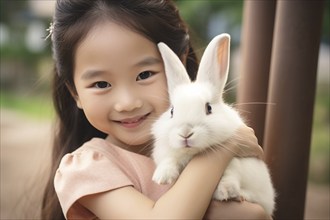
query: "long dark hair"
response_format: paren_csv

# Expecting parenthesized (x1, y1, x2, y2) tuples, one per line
(41, 0, 198, 219)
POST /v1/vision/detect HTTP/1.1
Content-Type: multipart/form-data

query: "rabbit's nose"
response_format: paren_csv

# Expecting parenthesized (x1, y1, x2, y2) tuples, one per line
(180, 132, 194, 139)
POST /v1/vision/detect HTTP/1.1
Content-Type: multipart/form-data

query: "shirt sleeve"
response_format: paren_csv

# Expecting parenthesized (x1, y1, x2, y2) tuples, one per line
(54, 147, 134, 219)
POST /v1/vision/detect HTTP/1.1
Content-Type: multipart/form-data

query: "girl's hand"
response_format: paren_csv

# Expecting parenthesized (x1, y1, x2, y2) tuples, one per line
(218, 125, 264, 159)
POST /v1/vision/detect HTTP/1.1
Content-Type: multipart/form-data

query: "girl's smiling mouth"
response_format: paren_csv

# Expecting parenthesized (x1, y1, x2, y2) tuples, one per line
(114, 113, 150, 128)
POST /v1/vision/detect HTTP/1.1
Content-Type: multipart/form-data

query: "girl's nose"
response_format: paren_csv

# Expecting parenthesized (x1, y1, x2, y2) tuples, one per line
(113, 90, 143, 112)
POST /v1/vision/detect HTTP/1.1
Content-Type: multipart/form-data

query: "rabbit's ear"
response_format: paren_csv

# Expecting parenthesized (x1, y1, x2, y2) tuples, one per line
(158, 42, 191, 94)
(196, 34, 230, 94)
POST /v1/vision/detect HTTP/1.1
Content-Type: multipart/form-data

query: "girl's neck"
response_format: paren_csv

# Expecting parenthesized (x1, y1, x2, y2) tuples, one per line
(105, 135, 153, 157)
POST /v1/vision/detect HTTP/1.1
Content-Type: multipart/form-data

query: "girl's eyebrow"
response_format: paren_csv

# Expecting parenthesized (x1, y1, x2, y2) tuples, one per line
(135, 56, 162, 67)
(81, 70, 106, 80)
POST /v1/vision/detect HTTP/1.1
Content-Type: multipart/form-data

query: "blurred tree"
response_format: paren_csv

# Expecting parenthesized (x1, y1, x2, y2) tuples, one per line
(175, 0, 243, 49)
(0, 0, 52, 93)
(176, 0, 329, 46)
(321, 0, 330, 43)
(0, 0, 28, 24)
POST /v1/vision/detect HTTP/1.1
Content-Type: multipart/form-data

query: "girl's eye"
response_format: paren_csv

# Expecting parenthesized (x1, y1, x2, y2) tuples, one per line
(136, 71, 154, 81)
(94, 81, 111, 89)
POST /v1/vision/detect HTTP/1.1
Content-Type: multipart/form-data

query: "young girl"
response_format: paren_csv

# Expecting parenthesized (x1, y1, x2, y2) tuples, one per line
(41, 0, 269, 219)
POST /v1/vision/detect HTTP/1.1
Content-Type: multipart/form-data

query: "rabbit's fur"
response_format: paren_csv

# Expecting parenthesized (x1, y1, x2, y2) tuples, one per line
(151, 34, 275, 215)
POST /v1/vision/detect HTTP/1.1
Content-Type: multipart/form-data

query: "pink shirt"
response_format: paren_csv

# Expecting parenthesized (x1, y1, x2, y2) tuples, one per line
(54, 138, 172, 219)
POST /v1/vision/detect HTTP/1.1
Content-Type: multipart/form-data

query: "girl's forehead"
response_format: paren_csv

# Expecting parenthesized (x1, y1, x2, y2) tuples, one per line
(77, 20, 157, 56)
(74, 20, 162, 78)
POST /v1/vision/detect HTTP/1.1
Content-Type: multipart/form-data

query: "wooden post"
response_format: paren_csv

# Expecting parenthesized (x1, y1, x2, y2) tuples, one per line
(237, 0, 276, 145)
(264, 1, 324, 219)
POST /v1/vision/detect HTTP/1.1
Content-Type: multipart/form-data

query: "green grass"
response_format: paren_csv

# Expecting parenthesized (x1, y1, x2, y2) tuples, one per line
(309, 86, 330, 184)
(0, 90, 55, 120)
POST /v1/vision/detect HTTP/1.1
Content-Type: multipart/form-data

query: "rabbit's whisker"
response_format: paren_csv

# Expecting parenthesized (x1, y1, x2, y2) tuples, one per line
(233, 102, 276, 107)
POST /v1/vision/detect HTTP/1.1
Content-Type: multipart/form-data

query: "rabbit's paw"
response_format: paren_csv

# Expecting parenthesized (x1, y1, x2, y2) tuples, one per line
(213, 180, 241, 201)
(152, 162, 179, 185)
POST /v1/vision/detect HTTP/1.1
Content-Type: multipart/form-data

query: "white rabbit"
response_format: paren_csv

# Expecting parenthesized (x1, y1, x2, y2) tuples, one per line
(151, 34, 275, 216)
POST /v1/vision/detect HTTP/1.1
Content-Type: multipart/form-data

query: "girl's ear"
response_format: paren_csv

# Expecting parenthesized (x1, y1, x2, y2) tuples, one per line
(158, 42, 191, 95)
(66, 83, 82, 109)
(75, 98, 82, 109)
(196, 34, 230, 94)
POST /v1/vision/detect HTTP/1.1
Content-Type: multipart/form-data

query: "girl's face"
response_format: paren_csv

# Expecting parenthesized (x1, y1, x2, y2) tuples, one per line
(73, 21, 169, 152)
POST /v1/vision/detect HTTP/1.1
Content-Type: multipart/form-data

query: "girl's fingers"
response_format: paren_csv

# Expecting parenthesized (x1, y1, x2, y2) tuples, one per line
(221, 125, 264, 159)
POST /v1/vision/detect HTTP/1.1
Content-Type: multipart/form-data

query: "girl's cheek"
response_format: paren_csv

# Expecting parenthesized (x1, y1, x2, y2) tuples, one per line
(82, 97, 107, 115)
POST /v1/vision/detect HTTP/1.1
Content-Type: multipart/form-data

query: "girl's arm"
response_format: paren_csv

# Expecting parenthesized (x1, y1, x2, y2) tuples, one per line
(79, 125, 265, 219)
(204, 200, 272, 220)
(80, 148, 232, 219)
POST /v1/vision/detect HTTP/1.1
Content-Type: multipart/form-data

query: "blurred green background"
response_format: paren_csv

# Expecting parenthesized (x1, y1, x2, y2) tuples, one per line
(0, 0, 329, 186)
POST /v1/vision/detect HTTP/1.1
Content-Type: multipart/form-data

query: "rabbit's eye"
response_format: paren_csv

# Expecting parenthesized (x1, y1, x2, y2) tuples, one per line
(205, 102, 212, 115)
(170, 107, 174, 118)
